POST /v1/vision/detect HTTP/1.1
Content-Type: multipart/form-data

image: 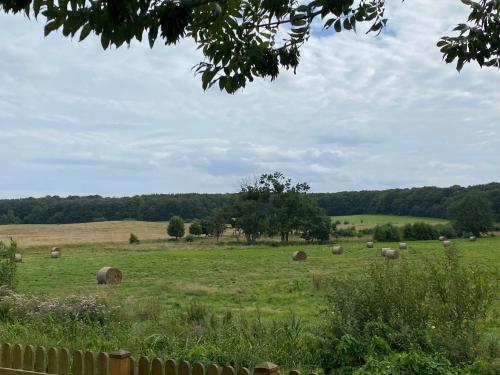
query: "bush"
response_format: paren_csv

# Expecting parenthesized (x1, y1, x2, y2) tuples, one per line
(129, 233, 140, 244)
(373, 224, 401, 242)
(185, 234, 195, 242)
(167, 216, 185, 239)
(317, 246, 496, 373)
(335, 226, 358, 237)
(435, 223, 458, 239)
(189, 220, 203, 236)
(403, 222, 438, 241)
(302, 215, 331, 243)
(0, 240, 16, 289)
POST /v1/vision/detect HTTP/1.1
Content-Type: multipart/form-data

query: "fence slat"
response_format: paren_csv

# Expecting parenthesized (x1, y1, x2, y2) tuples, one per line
(288, 371, 300, 375)
(58, 349, 70, 375)
(74, 351, 84, 375)
(98, 352, 109, 375)
(12, 344, 23, 369)
(221, 366, 234, 375)
(151, 358, 164, 375)
(237, 368, 249, 375)
(23, 345, 34, 371)
(1, 343, 12, 368)
(48, 348, 58, 374)
(178, 361, 190, 375)
(138, 357, 150, 375)
(84, 351, 95, 375)
(165, 360, 176, 375)
(34, 346, 47, 373)
(206, 364, 219, 375)
(192, 363, 204, 375)
(129, 357, 136, 375)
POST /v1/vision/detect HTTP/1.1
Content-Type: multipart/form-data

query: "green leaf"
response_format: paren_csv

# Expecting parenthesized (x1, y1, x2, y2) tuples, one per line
(79, 24, 92, 42)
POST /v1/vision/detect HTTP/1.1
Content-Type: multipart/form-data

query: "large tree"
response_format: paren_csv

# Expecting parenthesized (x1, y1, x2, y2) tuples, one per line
(1, 0, 498, 93)
(450, 191, 494, 236)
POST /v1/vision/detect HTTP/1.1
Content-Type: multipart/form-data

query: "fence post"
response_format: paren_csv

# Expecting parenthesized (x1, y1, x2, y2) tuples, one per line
(109, 350, 131, 375)
(253, 363, 279, 375)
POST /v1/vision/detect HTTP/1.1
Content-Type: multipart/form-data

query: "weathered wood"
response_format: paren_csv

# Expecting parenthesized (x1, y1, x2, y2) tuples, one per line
(288, 371, 300, 375)
(192, 363, 204, 375)
(206, 364, 219, 375)
(151, 359, 164, 375)
(0, 368, 49, 375)
(34, 347, 47, 373)
(253, 363, 279, 375)
(84, 352, 95, 375)
(1, 343, 13, 368)
(178, 361, 190, 375)
(96, 352, 108, 375)
(221, 366, 234, 375)
(73, 351, 84, 375)
(237, 368, 249, 375)
(138, 357, 150, 375)
(47, 348, 58, 374)
(12, 344, 23, 369)
(58, 349, 70, 375)
(109, 351, 131, 375)
(129, 357, 136, 375)
(165, 360, 176, 375)
(23, 346, 34, 371)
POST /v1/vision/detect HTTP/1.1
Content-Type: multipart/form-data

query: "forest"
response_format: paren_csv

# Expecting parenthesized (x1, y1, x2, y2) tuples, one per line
(1, 183, 499, 225)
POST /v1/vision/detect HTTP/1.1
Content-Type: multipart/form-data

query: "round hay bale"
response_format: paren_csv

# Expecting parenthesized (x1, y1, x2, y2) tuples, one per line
(438, 236, 446, 241)
(399, 242, 408, 250)
(443, 240, 452, 247)
(97, 267, 123, 285)
(50, 250, 61, 258)
(380, 247, 392, 257)
(292, 251, 307, 261)
(469, 236, 476, 241)
(382, 249, 400, 259)
(366, 241, 374, 248)
(14, 253, 22, 263)
(51, 246, 60, 252)
(331, 246, 343, 255)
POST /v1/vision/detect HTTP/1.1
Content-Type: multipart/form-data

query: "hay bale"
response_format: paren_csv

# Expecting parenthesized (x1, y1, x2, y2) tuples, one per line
(292, 251, 307, 261)
(366, 241, 374, 248)
(14, 253, 22, 263)
(50, 250, 61, 258)
(380, 247, 392, 257)
(381, 249, 399, 259)
(443, 240, 452, 247)
(439, 236, 446, 241)
(331, 246, 343, 255)
(97, 267, 123, 285)
(399, 242, 408, 250)
(51, 246, 60, 252)
(469, 236, 477, 241)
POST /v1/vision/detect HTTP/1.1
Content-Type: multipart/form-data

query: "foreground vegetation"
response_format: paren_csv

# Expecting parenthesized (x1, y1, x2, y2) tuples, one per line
(0, 231, 498, 374)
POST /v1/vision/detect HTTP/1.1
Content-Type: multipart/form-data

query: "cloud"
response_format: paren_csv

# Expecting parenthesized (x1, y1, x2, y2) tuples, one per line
(0, 0, 499, 198)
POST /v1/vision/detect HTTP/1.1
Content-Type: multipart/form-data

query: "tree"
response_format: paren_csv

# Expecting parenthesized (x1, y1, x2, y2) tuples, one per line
(1, 1, 497, 93)
(167, 215, 185, 239)
(450, 192, 494, 236)
(0, 239, 17, 289)
(301, 214, 331, 243)
(189, 219, 203, 236)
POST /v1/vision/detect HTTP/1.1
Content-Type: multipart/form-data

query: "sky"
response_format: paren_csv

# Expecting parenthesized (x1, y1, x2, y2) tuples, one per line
(1, 1, 499, 198)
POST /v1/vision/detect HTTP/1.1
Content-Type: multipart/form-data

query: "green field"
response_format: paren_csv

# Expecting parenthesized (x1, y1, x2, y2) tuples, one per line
(332, 214, 449, 228)
(14, 237, 498, 322)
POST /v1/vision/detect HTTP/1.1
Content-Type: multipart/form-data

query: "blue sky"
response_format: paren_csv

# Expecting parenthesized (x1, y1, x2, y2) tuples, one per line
(1, 0, 499, 198)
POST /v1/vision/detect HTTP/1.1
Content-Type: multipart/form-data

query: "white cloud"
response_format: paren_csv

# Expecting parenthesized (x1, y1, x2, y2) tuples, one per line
(0, 0, 499, 198)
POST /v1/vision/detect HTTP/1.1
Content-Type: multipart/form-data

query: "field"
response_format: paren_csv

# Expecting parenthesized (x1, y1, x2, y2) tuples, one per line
(332, 214, 449, 229)
(9, 221, 498, 323)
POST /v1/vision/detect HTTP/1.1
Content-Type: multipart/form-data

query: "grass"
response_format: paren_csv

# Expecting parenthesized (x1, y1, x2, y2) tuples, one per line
(332, 214, 449, 229)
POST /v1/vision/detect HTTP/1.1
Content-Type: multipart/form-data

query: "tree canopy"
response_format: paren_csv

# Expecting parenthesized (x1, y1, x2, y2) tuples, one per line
(450, 191, 494, 236)
(1, 0, 498, 93)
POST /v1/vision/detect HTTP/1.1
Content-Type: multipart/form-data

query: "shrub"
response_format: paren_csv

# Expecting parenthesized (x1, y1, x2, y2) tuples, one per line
(373, 224, 401, 241)
(435, 223, 458, 239)
(0, 240, 16, 289)
(167, 216, 185, 239)
(302, 215, 331, 243)
(185, 234, 195, 242)
(335, 226, 358, 237)
(403, 222, 438, 241)
(189, 220, 203, 236)
(317, 246, 496, 373)
(129, 233, 140, 244)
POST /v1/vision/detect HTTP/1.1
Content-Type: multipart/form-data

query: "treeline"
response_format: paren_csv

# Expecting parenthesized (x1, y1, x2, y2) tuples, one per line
(1, 183, 500, 225)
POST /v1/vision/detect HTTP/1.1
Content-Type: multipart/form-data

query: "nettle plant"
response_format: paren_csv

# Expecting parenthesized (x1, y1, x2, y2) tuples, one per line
(1, 0, 499, 93)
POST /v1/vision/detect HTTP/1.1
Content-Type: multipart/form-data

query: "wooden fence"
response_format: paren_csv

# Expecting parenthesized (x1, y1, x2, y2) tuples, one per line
(0, 344, 305, 375)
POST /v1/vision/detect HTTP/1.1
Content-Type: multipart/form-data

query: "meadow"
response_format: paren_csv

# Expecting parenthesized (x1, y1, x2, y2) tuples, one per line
(332, 214, 449, 228)
(1, 218, 498, 373)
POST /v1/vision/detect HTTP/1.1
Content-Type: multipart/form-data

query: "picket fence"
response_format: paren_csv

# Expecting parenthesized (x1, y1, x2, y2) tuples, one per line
(0, 344, 306, 375)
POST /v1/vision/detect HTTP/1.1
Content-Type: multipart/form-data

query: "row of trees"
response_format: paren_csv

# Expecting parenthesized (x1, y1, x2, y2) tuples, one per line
(1, 183, 499, 225)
